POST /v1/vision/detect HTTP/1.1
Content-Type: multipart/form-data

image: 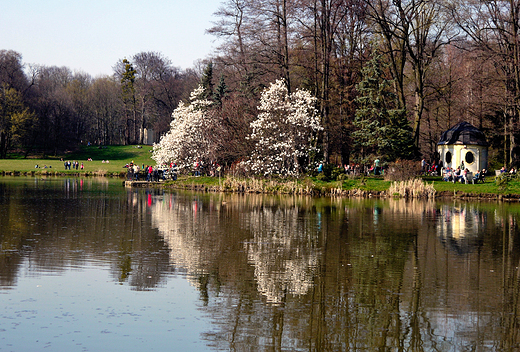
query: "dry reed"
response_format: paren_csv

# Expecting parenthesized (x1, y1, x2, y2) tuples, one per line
(387, 179, 436, 198)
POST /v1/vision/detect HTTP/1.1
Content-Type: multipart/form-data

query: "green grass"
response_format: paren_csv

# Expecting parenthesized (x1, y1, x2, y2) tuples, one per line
(423, 176, 517, 194)
(430, 179, 497, 193)
(0, 145, 154, 174)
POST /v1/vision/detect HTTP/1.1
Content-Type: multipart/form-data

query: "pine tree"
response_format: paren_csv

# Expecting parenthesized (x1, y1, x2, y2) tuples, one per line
(200, 62, 214, 101)
(352, 52, 415, 161)
(121, 59, 138, 144)
(213, 74, 227, 107)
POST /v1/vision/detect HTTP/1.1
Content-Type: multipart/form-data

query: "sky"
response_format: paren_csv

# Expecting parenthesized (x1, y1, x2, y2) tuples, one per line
(1, 0, 222, 77)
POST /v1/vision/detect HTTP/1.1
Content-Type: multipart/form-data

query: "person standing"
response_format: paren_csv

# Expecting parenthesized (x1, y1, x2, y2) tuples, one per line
(147, 165, 153, 181)
(133, 164, 140, 181)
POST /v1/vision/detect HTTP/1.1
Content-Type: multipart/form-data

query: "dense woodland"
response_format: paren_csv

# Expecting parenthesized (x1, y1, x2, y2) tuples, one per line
(2, 0, 520, 169)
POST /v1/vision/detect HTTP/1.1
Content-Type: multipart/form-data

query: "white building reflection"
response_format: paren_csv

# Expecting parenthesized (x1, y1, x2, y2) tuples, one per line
(436, 203, 486, 254)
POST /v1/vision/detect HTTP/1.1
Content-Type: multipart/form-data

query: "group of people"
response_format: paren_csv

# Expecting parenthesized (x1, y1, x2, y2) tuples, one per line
(64, 160, 83, 170)
(499, 166, 516, 174)
(125, 161, 179, 181)
(126, 162, 141, 180)
(442, 166, 486, 184)
(144, 165, 161, 182)
(316, 160, 383, 176)
(193, 160, 223, 177)
(421, 159, 442, 176)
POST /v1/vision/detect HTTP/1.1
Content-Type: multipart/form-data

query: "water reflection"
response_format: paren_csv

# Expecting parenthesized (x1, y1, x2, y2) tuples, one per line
(151, 194, 322, 304)
(437, 204, 487, 255)
(2, 178, 520, 351)
(0, 177, 171, 291)
(149, 194, 520, 351)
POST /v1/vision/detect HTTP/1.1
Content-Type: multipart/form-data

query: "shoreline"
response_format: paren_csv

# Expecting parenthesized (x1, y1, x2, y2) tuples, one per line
(3, 171, 519, 201)
(124, 180, 520, 202)
(0, 170, 126, 178)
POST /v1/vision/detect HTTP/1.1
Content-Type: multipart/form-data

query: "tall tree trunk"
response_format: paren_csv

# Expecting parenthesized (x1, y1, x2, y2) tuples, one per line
(0, 130, 6, 158)
(509, 0, 520, 166)
(412, 68, 425, 148)
(320, 0, 331, 162)
(282, 0, 291, 93)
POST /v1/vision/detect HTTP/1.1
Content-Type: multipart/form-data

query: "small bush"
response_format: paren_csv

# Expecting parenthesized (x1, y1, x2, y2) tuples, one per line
(384, 159, 421, 181)
(317, 163, 345, 181)
(316, 173, 327, 181)
(495, 173, 512, 192)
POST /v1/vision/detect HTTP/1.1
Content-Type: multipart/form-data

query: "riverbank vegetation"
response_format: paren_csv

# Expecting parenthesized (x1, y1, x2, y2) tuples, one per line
(4, 163, 520, 199)
(161, 175, 520, 199)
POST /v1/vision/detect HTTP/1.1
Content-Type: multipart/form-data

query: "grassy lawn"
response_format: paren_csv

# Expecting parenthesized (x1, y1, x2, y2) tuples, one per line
(0, 145, 154, 174)
(430, 179, 497, 193)
(424, 176, 520, 194)
(307, 176, 507, 194)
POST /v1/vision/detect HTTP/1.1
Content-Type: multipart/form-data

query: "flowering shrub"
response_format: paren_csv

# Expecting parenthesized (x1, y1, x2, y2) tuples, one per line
(151, 85, 217, 171)
(246, 79, 322, 176)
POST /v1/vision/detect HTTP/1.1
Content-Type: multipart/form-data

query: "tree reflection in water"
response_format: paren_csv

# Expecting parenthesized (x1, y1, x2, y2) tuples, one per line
(150, 193, 520, 351)
(2, 178, 520, 351)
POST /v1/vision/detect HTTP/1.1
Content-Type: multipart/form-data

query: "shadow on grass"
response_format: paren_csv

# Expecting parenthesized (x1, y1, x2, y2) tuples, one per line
(66, 145, 152, 161)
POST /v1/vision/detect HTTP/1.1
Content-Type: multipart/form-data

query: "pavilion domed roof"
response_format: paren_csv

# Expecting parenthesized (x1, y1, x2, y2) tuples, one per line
(438, 121, 489, 146)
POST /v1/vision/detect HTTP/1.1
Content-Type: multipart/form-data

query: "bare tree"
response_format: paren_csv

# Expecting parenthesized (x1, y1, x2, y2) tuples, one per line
(0, 50, 29, 93)
(299, 0, 368, 162)
(210, 0, 368, 164)
(451, 0, 520, 166)
(88, 77, 125, 145)
(208, 0, 296, 94)
(364, 0, 455, 149)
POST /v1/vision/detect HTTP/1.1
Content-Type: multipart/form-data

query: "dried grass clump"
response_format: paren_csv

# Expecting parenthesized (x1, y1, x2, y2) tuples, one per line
(94, 169, 109, 177)
(387, 179, 436, 198)
(220, 177, 302, 194)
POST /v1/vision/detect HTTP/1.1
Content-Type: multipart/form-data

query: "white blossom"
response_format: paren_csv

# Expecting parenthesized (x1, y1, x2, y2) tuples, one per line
(247, 79, 322, 176)
(152, 85, 216, 170)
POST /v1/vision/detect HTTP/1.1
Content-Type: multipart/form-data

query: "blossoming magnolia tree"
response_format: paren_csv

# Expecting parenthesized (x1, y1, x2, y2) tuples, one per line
(247, 79, 322, 176)
(151, 85, 216, 170)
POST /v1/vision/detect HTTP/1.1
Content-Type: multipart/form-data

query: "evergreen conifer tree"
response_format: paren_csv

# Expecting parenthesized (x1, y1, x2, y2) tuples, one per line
(213, 74, 227, 107)
(352, 52, 415, 161)
(200, 62, 214, 101)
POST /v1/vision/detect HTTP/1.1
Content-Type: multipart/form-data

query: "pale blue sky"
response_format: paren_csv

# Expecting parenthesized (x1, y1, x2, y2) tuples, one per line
(1, 0, 221, 76)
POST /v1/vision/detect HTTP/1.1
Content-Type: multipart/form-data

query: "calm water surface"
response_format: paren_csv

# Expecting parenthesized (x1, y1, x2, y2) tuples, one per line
(1, 177, 520, 351)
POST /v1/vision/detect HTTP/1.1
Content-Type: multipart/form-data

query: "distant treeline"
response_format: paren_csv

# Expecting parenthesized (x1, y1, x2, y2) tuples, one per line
(0, 50, 200, 158)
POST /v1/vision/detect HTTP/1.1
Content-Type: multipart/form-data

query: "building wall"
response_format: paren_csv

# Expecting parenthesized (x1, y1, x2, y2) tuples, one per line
(438, 144, 488, 173)
(141, 128, 155, 145)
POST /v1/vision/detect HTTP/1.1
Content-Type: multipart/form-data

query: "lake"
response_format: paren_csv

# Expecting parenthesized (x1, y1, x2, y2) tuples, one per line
(1, 177, 519, 351)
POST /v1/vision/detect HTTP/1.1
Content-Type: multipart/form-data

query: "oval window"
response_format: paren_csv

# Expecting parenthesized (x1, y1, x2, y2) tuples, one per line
(445, 151, 452, 164)
(465, 151, 475, 164)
